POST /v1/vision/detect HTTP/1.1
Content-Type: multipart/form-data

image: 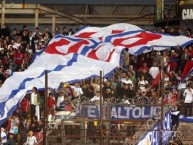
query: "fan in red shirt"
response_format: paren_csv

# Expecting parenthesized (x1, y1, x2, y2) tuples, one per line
(19, 97, 30, 118)
(189, 46, 193, 59)
(138, 62, 149, 73)
(48, 93, 55, 111)
(13, 49, 26, 67)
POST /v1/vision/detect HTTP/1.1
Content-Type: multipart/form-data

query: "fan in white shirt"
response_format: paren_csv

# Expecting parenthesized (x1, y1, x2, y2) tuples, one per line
(1, 128, 7, 144)
(71, 83, 83, 97)
(90, 91, 102, 102)
(183, 85, 193, 103)
(138, 75, 149, 92)
(56, 91, 65, 108)
(24, 131, 37, 145)
(121, 75, 133, 87)
(183, 84, 193, 116)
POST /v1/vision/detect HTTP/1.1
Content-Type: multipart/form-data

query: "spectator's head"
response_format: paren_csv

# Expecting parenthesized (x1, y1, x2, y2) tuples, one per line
(45, 27, 50, 32)
(38, 120, 43, 125)
(189, 46, 193, 51)
(28, 131, 33, 136)
(187, 84, 191, 88)
(29, 31, 33, 36)
(23, 25, 27, 30)
(129, 65, 133, 71)
(82, 84, 87, 89)
(96, 91, 100, 96)
(9, 133, 14, 139)
(1, 24, 6, 29)
(142, 62, 147, 67)
(141, 91, 146, 96)
(140, 75, 145, 80)
(152, 62, 157, 67)
(163, 51, 167, 56)
(55, 26, 60, 32)
(0, 65, 4, 71)
(184, 48, 188, 53)
(35, 27, 39, 33)
(33, 115, 38, 121)
(106, 81, 111, 87)
(60, 90, 65, 96)
(32, 87, 38, 93)
(171, 50, 175, 55)
(49, 92, 53, 97)
(124, 84, 129, 89)
(121, 72, 126, 78)
(22, 30, 27, 36)
(75, 82, 80, 88)
(1, 127, 5, 132)
(63, 27, 68, 32)
(142, 68, 147, 73)
(125, 75, 130, 80)
(0, 47, 4, 54)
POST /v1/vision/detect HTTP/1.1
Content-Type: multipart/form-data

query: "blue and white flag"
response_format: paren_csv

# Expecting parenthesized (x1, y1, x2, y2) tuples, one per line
(0, 23, 193, 125)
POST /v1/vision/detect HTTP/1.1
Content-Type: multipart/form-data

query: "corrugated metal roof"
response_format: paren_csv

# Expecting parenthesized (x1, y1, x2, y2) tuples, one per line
(6, 0, 156, 5)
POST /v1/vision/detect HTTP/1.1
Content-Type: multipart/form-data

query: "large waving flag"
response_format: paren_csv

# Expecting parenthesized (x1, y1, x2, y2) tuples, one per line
(0, 23, 193, 125)
(181, 61, 193, 81)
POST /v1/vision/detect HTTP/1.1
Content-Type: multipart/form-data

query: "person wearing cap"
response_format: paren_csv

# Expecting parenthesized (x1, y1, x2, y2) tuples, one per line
(1, 128, 7, 145)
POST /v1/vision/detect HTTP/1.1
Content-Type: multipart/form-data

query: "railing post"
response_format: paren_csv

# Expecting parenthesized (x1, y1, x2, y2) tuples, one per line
(44, 70, 48, 145)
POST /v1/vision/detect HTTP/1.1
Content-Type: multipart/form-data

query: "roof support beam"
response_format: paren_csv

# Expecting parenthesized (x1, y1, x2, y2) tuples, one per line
(0, 4, 37, 9)
(4, 18, 153, 25)
(52, 15, 56, 36)
(35, 8, 39, 27)
(1, 0, 5, 25)
(36, 4, 86, 24)
(0, 9, 44, 14)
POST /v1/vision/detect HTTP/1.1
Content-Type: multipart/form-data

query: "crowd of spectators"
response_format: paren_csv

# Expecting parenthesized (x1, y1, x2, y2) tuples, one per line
(0, 24, 193, 145)
(0, 24, 75, 145)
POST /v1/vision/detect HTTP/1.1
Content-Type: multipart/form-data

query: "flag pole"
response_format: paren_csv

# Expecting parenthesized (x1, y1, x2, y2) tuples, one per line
(160, 63, 164, 145)
(100, 70, 103, 145)
(44, 70, 48, 145)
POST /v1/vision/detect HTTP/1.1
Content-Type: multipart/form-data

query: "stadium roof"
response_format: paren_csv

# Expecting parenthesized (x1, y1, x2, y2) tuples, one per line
(6, 0, 156, 5)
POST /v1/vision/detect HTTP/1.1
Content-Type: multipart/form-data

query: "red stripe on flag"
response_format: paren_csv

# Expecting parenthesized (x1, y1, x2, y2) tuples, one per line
(181, 61, 193, 80)
(106, 49, 115, 62)
(75, 32, 96, 38)
(113, 32, 162, 48)
(87, 44, 105, 60)
(67, 40, 90, 53)
(151, 71, 160, 87)
(45, 39, 70, 55)
(111, 30, 124, 34)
